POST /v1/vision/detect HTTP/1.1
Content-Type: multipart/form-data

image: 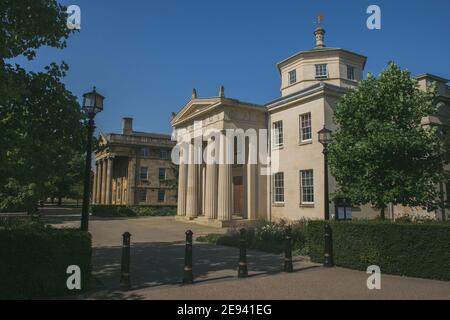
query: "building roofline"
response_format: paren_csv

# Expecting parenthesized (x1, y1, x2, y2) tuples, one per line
(276, 47, 367, 72)
(107, 131, 172, 140)
(265, 82, 347, 110)
(415, 73, 449, 84)
(171, 96, 264, 127)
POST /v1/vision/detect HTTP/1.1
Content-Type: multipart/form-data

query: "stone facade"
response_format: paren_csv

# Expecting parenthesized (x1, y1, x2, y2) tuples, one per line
(93, 118, 177, 207)
(172, 27, 450, 226)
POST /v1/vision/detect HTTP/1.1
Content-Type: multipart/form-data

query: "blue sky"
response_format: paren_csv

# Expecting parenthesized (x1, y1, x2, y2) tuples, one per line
(11, 0, 450, 135)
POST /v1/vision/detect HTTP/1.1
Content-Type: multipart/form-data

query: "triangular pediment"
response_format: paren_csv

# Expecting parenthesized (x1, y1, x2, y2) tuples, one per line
(172, 98, 222, 126)
(98, 133, 109, 146)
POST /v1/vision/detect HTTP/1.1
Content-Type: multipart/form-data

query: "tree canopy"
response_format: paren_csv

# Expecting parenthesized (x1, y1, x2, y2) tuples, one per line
(1, 1, 87, 212)
(328, 62, 448, 219)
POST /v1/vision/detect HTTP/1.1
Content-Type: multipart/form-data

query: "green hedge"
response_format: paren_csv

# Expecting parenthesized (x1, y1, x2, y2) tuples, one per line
(0, 226, 92, 299)
(307, 220, 450, 281)
(197, 221, 308, 255)
(91, 205, 176, 217)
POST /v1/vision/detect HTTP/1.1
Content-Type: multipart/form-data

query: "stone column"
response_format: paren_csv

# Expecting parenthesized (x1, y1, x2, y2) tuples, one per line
(217, 133, 233, 222)
(246, 140, 258, 220)
(204, 137, 218, 219)
(204, 163, 218, 219)
(92, 162, 98, 204)
(96, 161, 103, 204)
(197, 163, 204, 215)
(105, 157, 114, 205)
(177, 148, 188, 217)
(186, 143, 199, 219)
(201, 165, 206, 215)
(101, 158, 108, 204)
(127, 157, 136, 205)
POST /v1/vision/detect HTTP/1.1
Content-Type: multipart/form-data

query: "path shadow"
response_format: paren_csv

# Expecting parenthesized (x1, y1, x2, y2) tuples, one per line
(89, 241, 304, 296)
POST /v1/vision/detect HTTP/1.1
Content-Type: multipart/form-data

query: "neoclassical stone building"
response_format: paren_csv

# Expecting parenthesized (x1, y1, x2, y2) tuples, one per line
(172, 27, 450, 226)
(93, 117, 177, 207)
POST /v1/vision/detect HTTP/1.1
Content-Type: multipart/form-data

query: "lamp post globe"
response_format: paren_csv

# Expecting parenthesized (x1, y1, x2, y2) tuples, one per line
(318, 125, 332, 220)
(318, 126, 333, 147)
(82, 86, 104, 117)
(81, 87, 104, 232)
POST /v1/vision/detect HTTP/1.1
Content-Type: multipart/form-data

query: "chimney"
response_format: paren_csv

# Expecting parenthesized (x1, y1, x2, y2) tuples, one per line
(314, 26, 326, 49)
(122, 117, 133, 135)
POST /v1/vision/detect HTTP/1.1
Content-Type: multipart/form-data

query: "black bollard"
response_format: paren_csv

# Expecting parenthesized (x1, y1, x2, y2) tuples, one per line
(120, 232, 131, 289)
(183, 230, 194, 284)
(284, 226, 294, 273)
(238, 228, 248, 278)
(324, 224, 334, 267)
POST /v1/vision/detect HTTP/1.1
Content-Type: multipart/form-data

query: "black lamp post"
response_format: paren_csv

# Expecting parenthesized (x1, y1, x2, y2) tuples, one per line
(81, 87, 104, 231)
(318, 125, 332, 221)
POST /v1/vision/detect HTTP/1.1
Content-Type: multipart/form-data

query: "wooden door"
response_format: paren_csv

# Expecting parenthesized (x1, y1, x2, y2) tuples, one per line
(233, 176, 243, 215)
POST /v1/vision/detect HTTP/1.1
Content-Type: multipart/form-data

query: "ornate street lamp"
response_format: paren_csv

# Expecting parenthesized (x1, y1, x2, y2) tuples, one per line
(318, 125, 332, 220)
(81, 87, 104, 231)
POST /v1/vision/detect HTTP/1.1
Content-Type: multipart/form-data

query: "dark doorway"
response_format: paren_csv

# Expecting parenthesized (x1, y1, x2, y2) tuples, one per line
(233, 176, 243, 215)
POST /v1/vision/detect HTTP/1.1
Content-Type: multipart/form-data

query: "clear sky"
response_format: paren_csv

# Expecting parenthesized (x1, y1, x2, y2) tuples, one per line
(11, 0, 450, 136)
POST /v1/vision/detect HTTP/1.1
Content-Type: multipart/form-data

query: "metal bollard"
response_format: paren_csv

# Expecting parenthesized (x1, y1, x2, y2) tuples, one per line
(324, 224, 334, 267)
(120, 232, 131, 289)
(238, 228, 248, 278)
(183, 230, 194, 284)
(284, 226, 294, 273)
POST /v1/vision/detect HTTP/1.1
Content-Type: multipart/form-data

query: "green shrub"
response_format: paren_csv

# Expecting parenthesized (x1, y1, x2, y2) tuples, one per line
(197, 220, 309, 255)
(307, 220, 450, 281)
(91, 205, 176, 217)
(0, 225, 92, 299)
(0, 215, 43, 229)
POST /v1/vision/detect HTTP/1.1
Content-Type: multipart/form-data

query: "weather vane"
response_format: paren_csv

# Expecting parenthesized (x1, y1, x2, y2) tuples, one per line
(317, 14, 325, 26)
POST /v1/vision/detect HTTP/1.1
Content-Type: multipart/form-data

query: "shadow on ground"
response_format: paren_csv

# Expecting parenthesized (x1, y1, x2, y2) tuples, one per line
(88, 241, 310, 299)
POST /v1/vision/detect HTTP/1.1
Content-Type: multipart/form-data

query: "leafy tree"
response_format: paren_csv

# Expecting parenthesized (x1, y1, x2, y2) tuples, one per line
(0, 0, 70, 61)
(328, 62, 448, 219)
(0, 1, 86, 213)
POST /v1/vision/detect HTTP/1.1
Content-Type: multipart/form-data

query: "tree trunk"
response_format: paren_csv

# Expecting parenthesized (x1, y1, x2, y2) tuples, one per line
(380, 206, 386, 220)
(58, 196, 62, 206)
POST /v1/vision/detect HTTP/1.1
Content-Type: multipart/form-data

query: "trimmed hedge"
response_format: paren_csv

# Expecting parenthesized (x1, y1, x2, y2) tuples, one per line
(0, 226, 92, 299)
(197, 221, 308, 255)
(91, 205, 176, 217)
(308, 220, 450, 281)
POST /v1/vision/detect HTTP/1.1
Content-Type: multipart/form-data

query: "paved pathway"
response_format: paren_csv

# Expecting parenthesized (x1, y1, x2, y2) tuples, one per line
(111, 266, 450, 300)
(44, 209, 450, 300)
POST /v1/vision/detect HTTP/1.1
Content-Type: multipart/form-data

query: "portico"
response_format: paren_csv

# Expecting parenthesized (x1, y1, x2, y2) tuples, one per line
(172, 88, 268, 227)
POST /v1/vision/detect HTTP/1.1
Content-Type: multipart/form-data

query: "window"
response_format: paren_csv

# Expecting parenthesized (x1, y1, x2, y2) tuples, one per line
(138, 189, 147, 203)
(272, 121, 283, 147)
(158, 189, 166, 203)
(315, 64, 328, 79)
(274, 173, 285, 203)
(347, 65, 355, 80)
(140, 167, 148, 181)
(300, 170, 314, 204)
(300, 113, 312, 142)
(159, 168, 166, 181)
(288, 70, 297, 85)
(160, 149, 169, 160)
(141, 148, 150, 158)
